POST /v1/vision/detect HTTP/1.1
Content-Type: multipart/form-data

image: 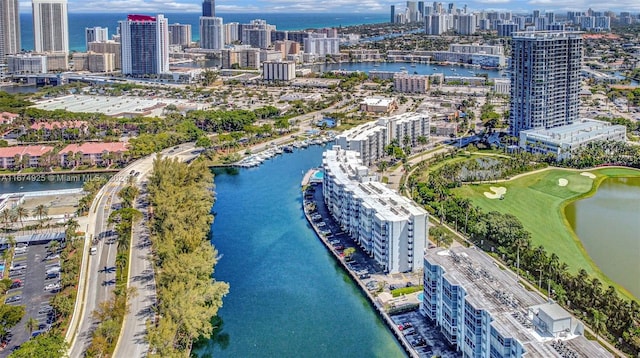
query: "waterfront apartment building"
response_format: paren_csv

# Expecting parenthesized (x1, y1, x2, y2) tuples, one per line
(200, 17, 223, 49)
(421, 246, 611, 357)
(304, 35, 340, 56)
(0, 145, 54, 169)
(510, 31, 582, 136)
(0, 0, 21, 64)
(334, 112, 430, 166)
(322, 146, 428, 274)
(393, 73, 430, 93)
(519, 118, 626, 160)
(32, 0, 69, 54)
(119, 14, 170, 76)
(221, 47, 260, 69)
(262, 61, 295, 81)
(168, 23, 192, 46)
(7, 54, 47, 74)
(449, 44, 504, 56)
(85, 26, 108, 50)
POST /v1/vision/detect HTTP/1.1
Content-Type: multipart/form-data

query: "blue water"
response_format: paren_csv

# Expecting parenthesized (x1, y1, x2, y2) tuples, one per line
(417, 292, 423, 302)
(0, 178, 84, 194)
(313, 170, 324, 180)
(313, 61, 504, 78)
(18, 12, 388, 52)
(196, 146, 404, 357)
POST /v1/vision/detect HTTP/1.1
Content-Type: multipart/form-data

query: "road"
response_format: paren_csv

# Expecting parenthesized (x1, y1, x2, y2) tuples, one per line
(112, 143, 197, 358)
(66, 145, 196, 357)
(67, 170, 129, 357)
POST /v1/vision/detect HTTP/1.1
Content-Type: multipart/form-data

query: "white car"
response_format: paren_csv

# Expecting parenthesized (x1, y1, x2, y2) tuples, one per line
(44, 283, 61, 291)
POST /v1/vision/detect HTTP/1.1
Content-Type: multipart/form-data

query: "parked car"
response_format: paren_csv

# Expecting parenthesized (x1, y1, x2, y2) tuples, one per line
(9, 279, 22, 289)
(5, 295, 21, 303)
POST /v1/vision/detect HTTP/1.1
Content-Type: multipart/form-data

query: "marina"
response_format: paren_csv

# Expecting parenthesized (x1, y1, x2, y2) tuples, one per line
(233, 134, 335, 168)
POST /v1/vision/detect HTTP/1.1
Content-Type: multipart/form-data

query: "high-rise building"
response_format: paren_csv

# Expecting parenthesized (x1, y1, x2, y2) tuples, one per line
(0, 0, 21, 63)
(202, 0, 215, 17)
(32, 0, 69, 53)
(85, 27, 108, 50)
(304, 34, 340, 56)
(510, 31, 583, 136)
(390, 5, 395, 23)
(224, 22, 239, 44)
(119, 14, 169, 75)
(417, 1, 424, 17)
(168, 23, 191, 46)
(200, 17, 223, 49)
(406, 1, 418, 22)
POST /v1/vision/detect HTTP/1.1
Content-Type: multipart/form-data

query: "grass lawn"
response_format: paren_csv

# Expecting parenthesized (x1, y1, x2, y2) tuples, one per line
(453, 167, 640, 300)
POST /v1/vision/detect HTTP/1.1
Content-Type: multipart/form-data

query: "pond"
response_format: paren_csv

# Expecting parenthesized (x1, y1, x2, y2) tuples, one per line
(565, 176, 640, 299)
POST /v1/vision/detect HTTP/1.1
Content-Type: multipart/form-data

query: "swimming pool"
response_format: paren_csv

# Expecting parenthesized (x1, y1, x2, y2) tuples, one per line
(417, 292, 424, 302)
(313, 171, 324, 180)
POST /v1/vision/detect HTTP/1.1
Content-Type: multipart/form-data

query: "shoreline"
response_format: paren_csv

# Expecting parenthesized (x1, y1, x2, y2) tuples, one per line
(301, 182, 419, 358)
(301, 172, 430, 358)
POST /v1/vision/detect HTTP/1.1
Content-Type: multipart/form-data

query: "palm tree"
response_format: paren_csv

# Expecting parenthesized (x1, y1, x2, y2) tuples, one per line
(591, 309, 607, 340)
(15, 206, 28, 233)
(0, 209, 12, 232)
(33, 204, 48, 230)
(116, 252, 128, 280)
(25, 317, 38, 335)
(65, 218, 80, 241)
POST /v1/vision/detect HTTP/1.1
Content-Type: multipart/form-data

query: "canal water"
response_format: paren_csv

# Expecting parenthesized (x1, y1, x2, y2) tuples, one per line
(0, 178, 84, 194)
(565, 176, 640, 299)
(195, 145, 404, 357)
(310, 61, 504, 78)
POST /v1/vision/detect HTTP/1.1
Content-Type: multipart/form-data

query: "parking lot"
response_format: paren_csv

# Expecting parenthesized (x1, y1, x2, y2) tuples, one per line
(391, 310, 458, 358)
(2, 241, 61, 355)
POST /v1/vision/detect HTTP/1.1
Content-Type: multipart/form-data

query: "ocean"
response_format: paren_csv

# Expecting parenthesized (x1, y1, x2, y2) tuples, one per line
(18, 12, 388, 52)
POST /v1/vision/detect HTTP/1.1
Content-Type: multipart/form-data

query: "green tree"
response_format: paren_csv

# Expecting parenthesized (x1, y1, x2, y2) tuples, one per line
(343, 247, 356, 259)
(25, 317, 38, 335)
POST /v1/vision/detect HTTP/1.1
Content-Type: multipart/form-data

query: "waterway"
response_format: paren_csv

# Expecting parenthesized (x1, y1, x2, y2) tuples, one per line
(565, 176, 640, 299)
(309, 61, 504, 78)
(0, 178, 84, 194)
(195, 145, 404, 357)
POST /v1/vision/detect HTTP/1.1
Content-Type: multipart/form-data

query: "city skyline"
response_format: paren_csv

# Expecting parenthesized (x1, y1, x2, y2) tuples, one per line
(10, 0, 640, 14)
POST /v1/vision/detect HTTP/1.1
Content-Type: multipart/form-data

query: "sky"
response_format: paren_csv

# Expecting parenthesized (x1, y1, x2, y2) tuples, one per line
(17, 0, 640, 14)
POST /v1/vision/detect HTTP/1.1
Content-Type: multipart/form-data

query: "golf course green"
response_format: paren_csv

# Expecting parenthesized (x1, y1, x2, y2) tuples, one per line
(454, 167, 640, 300)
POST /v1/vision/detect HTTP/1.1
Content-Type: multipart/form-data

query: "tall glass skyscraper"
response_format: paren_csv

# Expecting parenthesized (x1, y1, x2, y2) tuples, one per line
(32, 0, 69, 53)
(0, 0, 21, 63)
(509, 31, 583, 136)
(119, 14, 169, 75)
(202, 0, 215, 17)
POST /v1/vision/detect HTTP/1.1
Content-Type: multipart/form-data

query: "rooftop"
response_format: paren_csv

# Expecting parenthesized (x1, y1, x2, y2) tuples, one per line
(426, 246, 611, 357)
(0, 145, 54, 158)
(59, 142, 128, 155)
(520, 118, 626, 145)
(30, 120, 87, 131)
(33, 95, 203, 118)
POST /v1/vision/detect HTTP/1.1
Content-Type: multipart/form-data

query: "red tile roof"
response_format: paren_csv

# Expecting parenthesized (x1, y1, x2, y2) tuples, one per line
(0, 112, 19, 124)
(59, 142, 128, 155)
(30, 120, 87, 131)
(0, 145, 54, 158)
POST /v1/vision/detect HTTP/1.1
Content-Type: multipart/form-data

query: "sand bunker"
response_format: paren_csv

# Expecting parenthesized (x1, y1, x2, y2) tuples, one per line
(558, 178, 568, 187)
(484, 186, 507, 199)
(580, 172, 596, 179)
